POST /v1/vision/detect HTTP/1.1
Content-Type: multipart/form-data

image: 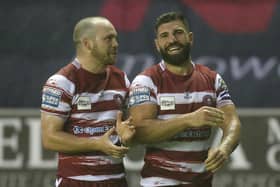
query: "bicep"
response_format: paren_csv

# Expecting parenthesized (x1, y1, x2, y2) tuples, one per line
(41, 112, 65, 134)
(129, 103, 158, 126)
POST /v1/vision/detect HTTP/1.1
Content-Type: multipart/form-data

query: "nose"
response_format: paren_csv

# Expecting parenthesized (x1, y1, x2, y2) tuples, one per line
(167, 33, 177, 44)
(112, 38, 118, 48)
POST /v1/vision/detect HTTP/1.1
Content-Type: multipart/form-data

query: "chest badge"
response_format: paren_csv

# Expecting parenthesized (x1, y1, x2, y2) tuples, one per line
(159, 96, 175, 110)
(77, 96, 91, 110)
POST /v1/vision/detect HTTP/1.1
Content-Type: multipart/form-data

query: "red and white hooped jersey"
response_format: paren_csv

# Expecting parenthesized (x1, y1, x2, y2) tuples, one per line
(129, 61, 233, 186)
(41, 58, 130, 181)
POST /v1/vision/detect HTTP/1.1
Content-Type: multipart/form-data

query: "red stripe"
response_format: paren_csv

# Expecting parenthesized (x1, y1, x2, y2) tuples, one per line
(58, 154, 124, 177)
(41, 108, 69, 116)
(56, 177, 127, 187)
(68, 119, 115, 127)
(72, 100, 120, 113)
(141, 162, 212, 183)
(146, 148, 208, 162)
(61, 93, 72, 104)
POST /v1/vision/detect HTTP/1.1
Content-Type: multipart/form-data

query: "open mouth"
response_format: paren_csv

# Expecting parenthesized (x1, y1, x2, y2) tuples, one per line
(167, 46, 182, 53)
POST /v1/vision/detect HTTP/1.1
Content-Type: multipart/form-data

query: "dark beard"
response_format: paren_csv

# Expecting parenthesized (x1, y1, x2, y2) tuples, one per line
(160, 42, 191, 66)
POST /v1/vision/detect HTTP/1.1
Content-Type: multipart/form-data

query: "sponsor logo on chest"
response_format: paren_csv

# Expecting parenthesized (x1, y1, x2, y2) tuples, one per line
(77, 96, 91, 110)
(159, 96, 175, 110)
(184, 92, 192, 99)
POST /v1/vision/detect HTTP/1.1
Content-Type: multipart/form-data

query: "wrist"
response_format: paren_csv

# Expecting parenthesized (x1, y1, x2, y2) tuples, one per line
(219, 143, 232, 156)
(181, 113, 193, 128)
(88, 137, 102, 152)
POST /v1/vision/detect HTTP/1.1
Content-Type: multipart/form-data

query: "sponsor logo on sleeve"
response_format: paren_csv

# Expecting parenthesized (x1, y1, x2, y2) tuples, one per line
(129, 86, 151, 106)
(217, 76, 228, 91)
(42, 87, 62, 107)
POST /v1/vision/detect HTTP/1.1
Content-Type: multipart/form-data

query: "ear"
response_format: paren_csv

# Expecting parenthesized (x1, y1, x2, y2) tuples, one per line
(188, 32, 193, 46)
(154, 38, 160, 52)
(81, 38, 93, 52)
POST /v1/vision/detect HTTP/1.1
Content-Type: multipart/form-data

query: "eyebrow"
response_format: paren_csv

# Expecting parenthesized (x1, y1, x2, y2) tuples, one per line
(104, 33, 117, 38)
(158, 27, 186, 35)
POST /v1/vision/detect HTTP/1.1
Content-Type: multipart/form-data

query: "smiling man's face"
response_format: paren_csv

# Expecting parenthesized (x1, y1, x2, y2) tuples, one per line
(155, 20, 193, 66)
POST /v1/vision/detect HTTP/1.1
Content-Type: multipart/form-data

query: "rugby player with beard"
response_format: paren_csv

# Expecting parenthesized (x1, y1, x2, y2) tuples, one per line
(128, 12, 241, 187)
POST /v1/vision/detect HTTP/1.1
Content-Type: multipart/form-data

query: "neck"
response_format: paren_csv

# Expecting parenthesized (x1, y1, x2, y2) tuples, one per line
(165, 59, 193, 76)
(76, 55, 106, 74)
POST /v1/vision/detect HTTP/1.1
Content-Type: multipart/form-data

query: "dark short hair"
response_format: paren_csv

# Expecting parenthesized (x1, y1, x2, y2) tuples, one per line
(155, 11, 190, 33)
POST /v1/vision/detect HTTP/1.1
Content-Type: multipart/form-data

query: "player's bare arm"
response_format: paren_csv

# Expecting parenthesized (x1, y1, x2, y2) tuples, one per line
(129, 103, 225, 144)
(41, 112, 129, 158)
(205, 104, 241, 172)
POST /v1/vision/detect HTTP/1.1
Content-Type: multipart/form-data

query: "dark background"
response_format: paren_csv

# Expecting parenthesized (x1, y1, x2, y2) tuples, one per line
(0, 1, 279, 187)
(1, 0, 279, 107)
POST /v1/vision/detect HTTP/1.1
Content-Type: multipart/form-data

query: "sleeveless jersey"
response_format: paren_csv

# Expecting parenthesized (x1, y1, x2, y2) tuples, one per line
(41, 59, 130, 181)
(129, 61, 233, 186)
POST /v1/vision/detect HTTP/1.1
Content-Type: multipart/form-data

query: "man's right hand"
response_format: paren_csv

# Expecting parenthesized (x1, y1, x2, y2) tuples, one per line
(187, 106, 225, 127)
(97, 127, 129, 158)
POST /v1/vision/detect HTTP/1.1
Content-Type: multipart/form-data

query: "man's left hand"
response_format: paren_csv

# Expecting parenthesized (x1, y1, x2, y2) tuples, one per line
(205, 147, 229, 173)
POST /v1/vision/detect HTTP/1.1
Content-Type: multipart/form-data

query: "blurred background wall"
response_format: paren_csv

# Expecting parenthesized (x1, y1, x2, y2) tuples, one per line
(0, 0, 279, 187)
